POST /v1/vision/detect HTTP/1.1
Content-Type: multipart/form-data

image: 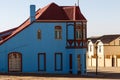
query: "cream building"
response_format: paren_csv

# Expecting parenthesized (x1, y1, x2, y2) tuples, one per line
(87, 35, 120, 67)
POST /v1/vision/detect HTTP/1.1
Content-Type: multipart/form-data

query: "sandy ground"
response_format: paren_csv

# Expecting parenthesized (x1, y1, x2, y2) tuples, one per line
(0, 76, 112, 80)
(0, 67, 120, 80)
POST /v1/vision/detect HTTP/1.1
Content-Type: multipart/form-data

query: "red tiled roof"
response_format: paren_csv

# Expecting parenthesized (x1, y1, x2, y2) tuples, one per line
(36, 3, 69, 20)
(63, 6, 86, 20)
(0, 2, 87, 45)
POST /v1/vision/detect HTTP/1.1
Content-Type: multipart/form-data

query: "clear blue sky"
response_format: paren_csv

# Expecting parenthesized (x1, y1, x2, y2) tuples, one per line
(0, 0, 120, 37)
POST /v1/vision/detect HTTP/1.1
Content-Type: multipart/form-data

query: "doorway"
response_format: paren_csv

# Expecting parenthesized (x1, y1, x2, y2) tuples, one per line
(8, 52, 22, 72)
(77, 54, 81, 74)
(69, 54, 72, 73)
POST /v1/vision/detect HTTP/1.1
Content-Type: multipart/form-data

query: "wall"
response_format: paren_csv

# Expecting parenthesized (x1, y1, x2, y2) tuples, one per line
(97, 41, 104, 56)
(0, 21, 86, 74)
(0, 22, 67, 73)
(110, 37, 120, 45)
(104, 46, 120, 55)
(105, 58, 112, 67)
(87, 41, 94, 56)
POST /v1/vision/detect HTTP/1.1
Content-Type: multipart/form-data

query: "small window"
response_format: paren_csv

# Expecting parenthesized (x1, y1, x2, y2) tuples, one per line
(37, 29, 41, 39)
(55, 26, 62, 39)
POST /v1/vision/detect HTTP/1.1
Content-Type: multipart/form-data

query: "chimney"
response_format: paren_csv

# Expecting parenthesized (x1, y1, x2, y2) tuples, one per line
(30, 5, 36, 22)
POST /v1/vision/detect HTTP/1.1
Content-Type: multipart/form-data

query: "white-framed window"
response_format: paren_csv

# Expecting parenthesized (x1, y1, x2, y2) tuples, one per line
(55, 26, 62, 39)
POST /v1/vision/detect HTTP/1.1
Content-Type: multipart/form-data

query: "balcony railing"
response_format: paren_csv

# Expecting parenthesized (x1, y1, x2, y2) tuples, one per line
(66, 39, 87, 49)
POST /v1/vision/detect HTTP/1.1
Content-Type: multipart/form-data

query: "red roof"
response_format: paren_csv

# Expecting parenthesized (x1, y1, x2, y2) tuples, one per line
(0, 3, 87, 45)
(36, 3, 69, 20)
(62, 6, 86, 20)
(35, 3, 86, 21)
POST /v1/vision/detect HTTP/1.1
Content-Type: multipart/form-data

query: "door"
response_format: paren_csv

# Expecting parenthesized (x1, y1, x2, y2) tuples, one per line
(77, 54, 81, 74)
(8, 52, 22, 72)
(69, 54, 72, 73)
(38, 53, 46, 71)
(112, 57, 115, 67)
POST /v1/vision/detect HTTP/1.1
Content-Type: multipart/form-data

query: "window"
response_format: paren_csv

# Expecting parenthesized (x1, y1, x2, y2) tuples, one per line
(37, 29, 41, 39)
(55, 26, 62, 39)
(8, 52, 22, 72)
(83, 24, 86, 40)
(90, 45, 92, 52)
(76, 25, 82, 40)
(55, 53, 63, 71)
(99, 45, 101, 53)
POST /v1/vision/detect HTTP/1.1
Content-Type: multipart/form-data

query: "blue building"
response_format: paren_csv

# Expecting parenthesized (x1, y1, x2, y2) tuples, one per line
(0, 3, 87, 75)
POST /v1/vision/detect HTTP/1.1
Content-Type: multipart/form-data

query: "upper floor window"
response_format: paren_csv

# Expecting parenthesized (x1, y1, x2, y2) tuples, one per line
(37, 29, 41, 40)
(99, 45, 101, 53)
(76, 25, 82, 40)
(90, 45, 92, 52)
(55, 26, 62, 39)
(83, 23, 86, 40)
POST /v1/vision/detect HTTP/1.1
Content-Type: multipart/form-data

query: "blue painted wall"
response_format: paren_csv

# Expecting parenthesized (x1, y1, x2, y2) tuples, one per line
(0, 22, 86, 75)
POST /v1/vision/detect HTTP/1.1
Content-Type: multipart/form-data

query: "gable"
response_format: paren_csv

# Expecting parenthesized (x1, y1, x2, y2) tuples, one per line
(37, 3, 69, 20)
(109, 37, 120, 45)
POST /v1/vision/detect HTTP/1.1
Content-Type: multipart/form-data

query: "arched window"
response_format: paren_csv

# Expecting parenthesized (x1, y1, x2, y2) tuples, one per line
(55, 26, 62, 39)
(8, 52, 22, 72)
(37, 29, 41, 39)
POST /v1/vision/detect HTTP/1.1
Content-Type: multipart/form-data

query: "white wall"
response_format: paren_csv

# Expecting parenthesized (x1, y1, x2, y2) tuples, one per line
(117, 59, 120, 67)
(97, 41, 104, 56)
(105, 59, 112, 67)
(87, 40, 94, 57)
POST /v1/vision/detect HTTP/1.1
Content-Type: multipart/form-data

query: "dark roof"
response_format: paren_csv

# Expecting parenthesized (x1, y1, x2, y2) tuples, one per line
(36, 3, 69, 20)
(0, 27, 18, 40)
(100, 35, 120, 43)
(88, 35, 120, 44)
(62, 6, 86, 20)
(88, 36, 101, 43)
(36, 3, 86, 21)
(0, 2, 87, 45)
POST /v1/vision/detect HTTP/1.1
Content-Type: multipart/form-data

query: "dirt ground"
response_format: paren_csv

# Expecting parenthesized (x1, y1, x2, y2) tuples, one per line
(0, 67, 120, 80)
(0, 75, 109, 80)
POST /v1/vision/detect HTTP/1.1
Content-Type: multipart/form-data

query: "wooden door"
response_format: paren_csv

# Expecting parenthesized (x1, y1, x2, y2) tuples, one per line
(77, 54, 81, 74)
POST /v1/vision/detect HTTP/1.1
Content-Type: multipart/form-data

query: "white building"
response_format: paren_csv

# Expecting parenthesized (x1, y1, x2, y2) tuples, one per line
(87, 35, 120, 67)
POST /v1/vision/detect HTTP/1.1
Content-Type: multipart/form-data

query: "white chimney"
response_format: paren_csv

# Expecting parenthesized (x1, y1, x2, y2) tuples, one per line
(30, 5, 36, 22)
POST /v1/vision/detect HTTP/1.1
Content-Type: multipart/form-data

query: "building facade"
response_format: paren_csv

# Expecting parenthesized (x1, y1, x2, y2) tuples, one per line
(87, 35, 120, 67)
(0, 3, 87, 75)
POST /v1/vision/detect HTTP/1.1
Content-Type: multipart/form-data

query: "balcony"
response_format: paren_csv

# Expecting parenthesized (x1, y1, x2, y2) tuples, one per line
(66, 39, 87, 49)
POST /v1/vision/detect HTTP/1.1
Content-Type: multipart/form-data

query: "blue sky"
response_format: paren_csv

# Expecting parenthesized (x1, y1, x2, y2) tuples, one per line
(0, 0, 120, 37)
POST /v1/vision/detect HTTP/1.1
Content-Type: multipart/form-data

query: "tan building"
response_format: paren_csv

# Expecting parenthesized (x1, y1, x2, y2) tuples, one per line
(87, 35, 120, 67)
